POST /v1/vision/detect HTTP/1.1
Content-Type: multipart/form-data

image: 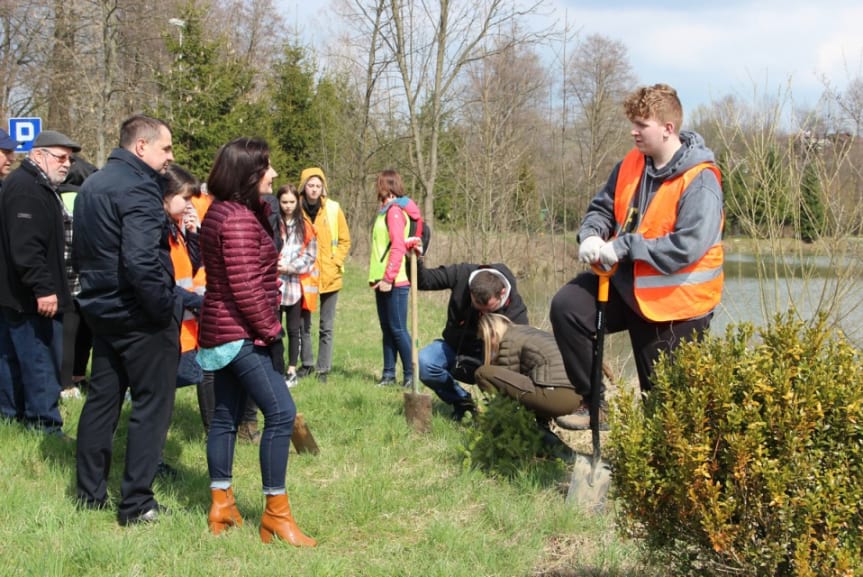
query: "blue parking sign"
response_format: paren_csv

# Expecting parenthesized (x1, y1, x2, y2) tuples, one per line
(8, 117, 42, 152)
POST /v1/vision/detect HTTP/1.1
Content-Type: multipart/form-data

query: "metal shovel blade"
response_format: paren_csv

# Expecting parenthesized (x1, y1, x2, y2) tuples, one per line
(566, 454, 612, 514)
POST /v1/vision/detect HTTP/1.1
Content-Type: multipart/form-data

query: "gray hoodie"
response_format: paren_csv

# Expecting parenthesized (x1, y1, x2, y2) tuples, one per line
(578, 130, 723, 319)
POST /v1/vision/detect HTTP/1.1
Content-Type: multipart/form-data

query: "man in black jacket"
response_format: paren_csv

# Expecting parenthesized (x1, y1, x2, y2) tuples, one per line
(415, 262, 529, 420)
(73, 115, 180, 525)
(0, 130, 80, 434)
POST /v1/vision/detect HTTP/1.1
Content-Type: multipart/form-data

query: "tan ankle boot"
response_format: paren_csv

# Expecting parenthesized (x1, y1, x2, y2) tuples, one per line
(208, 487, 244, 535)
(260, 494, 316, 547)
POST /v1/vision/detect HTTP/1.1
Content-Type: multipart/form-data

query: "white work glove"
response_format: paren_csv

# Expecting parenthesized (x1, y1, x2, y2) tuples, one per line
(578, 236, 604, 264)
(598, 241, 619, 269)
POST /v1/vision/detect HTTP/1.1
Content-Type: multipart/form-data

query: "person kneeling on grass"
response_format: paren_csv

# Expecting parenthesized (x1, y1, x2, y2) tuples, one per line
(476, 313, 581, 454)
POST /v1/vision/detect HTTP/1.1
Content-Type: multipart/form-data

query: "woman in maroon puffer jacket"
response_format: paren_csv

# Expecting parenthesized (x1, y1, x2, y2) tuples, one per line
(198, 137, 315, 547)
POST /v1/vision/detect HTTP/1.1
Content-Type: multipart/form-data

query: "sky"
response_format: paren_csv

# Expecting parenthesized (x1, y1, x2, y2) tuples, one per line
(278, 0, 863, 111)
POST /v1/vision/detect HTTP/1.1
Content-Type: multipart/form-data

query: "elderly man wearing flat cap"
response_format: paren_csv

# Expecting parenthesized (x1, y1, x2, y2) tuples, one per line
(0, 129, 81, 435)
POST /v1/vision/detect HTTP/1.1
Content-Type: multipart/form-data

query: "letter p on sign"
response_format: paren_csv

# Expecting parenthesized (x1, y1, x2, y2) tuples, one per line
(8, 117, 42, 152)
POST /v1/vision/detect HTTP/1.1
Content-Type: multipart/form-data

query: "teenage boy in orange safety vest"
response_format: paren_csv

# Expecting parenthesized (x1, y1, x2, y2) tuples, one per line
(550, 83, 724, 431)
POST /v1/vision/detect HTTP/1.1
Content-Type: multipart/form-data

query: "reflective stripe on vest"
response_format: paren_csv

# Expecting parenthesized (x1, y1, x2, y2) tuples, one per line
(169, 233, 205, 353)
(613, 148, 724, 322)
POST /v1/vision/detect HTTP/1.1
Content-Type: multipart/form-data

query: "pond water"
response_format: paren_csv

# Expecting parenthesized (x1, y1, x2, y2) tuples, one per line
(521, 249, 863, 384)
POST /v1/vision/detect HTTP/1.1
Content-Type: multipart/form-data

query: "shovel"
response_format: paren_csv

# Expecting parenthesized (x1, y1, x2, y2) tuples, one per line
(566, 264, 614, 513)
(291, 413, 320, 454)
(404, 250, 433, 432)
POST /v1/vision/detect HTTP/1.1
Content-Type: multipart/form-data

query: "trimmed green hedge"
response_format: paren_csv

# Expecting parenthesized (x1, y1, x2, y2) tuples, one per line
(609, 313, 863, 577)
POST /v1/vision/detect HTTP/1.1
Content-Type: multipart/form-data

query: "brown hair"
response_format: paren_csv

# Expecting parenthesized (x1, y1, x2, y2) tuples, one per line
(119, 114, 170, 149)
(623, 83, 683, 131)
(469, 270, 507, 305)
(376, 169, 405, 203)
(276, 183, 308, 244)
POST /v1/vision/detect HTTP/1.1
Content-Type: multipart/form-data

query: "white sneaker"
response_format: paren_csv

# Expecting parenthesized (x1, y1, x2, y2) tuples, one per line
(285, 372, 298, 388)
(60, 387, 82, 400)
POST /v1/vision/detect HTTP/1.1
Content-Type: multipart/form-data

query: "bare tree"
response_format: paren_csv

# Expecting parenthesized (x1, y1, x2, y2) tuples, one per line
(0, 1, 52, 120)
(455, 36, 546, 251)
(565, 33, 634, 206)
(376, 0, 544, 226)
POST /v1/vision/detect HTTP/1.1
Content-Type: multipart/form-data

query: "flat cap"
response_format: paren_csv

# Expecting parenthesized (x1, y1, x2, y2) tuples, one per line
(33, 130, 81, 152)
(0, 128, 19, 151)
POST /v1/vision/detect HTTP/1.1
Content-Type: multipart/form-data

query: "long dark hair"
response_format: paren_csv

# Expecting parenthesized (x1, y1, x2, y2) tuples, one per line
(276, 183, 308, 245)
(207, 137, 272, 234)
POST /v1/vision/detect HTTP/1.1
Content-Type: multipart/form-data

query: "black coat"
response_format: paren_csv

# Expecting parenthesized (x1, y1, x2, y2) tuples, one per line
(416, 262, 529, 367)
(0, 159, 72, 314)
(72, 148, 179, 335)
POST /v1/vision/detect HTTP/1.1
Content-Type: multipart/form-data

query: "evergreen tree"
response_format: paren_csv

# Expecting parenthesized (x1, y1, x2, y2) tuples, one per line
(269, 42, 319, 183)
(155, 7, 255, 177)
(799, 160, 826, 243)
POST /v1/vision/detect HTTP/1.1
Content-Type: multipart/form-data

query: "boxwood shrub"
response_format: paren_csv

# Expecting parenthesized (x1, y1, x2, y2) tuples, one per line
(608, 313, 863, 577)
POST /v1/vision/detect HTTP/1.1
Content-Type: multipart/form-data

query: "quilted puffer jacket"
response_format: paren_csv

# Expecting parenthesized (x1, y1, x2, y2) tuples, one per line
(494, 324, 573, 388)
(198, 200, 282, 347)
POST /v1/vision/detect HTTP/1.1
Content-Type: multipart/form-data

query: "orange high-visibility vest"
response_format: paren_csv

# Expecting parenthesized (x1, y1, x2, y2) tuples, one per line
(169, 232, 206, 353)
(190, 192, 213, 224)
(297, 221, 319, 312)
(613, 148, 724, 322)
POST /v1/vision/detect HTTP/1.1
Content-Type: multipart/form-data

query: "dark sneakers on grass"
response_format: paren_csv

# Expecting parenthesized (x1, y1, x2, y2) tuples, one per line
(118, 503, 170, 526)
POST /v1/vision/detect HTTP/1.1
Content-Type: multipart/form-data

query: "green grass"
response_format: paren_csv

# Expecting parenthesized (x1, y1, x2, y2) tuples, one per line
(0, 263, 659, 577)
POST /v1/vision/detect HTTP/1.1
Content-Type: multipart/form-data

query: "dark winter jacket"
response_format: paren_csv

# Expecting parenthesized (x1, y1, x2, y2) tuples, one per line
(494, 324, 573, 388)
(198, 200, 282, 347)
(416, 262, 529, 361)
(73, 148, 179, 334)
(0, 159, 72, 314)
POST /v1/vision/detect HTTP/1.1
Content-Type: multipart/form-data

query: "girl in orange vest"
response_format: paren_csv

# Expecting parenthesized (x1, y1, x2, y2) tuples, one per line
(275, 184, 317, 387)
(163, 165, 207, 401)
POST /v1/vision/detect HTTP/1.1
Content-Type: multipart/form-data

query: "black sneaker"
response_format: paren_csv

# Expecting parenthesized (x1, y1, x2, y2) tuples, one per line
(401, 377, 414, 389)
(376, 376, 397, 387)
(118, 503, 170, 526)
(317, 372, 328, 383)
(155, 461, 178, 480)
(296, 366, 314, 378)
(450, 399, 477, 422)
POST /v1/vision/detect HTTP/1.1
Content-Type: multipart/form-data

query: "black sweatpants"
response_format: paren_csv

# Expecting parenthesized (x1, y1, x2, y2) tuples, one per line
(549, 271, 712, 400)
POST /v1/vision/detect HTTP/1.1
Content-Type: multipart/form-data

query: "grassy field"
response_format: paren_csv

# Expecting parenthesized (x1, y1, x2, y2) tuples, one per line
(0, 262, 660, 577)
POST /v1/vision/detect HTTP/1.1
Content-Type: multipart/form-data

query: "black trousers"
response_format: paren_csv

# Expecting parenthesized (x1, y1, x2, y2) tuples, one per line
(60, 304, 93, 387)
(76, 322, 179, 517)
(549, 271, 712, 400)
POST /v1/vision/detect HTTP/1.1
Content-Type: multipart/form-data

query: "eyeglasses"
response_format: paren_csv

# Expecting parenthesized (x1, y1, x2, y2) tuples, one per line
(41, 149, 74, 164)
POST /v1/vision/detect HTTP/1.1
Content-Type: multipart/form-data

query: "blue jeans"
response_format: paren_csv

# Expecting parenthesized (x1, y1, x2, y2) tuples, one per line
(375, 286, 412, 381)
(0, 308, 63, 432)
(207, 341, 296, 492)
(418, 339, 472, 406)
